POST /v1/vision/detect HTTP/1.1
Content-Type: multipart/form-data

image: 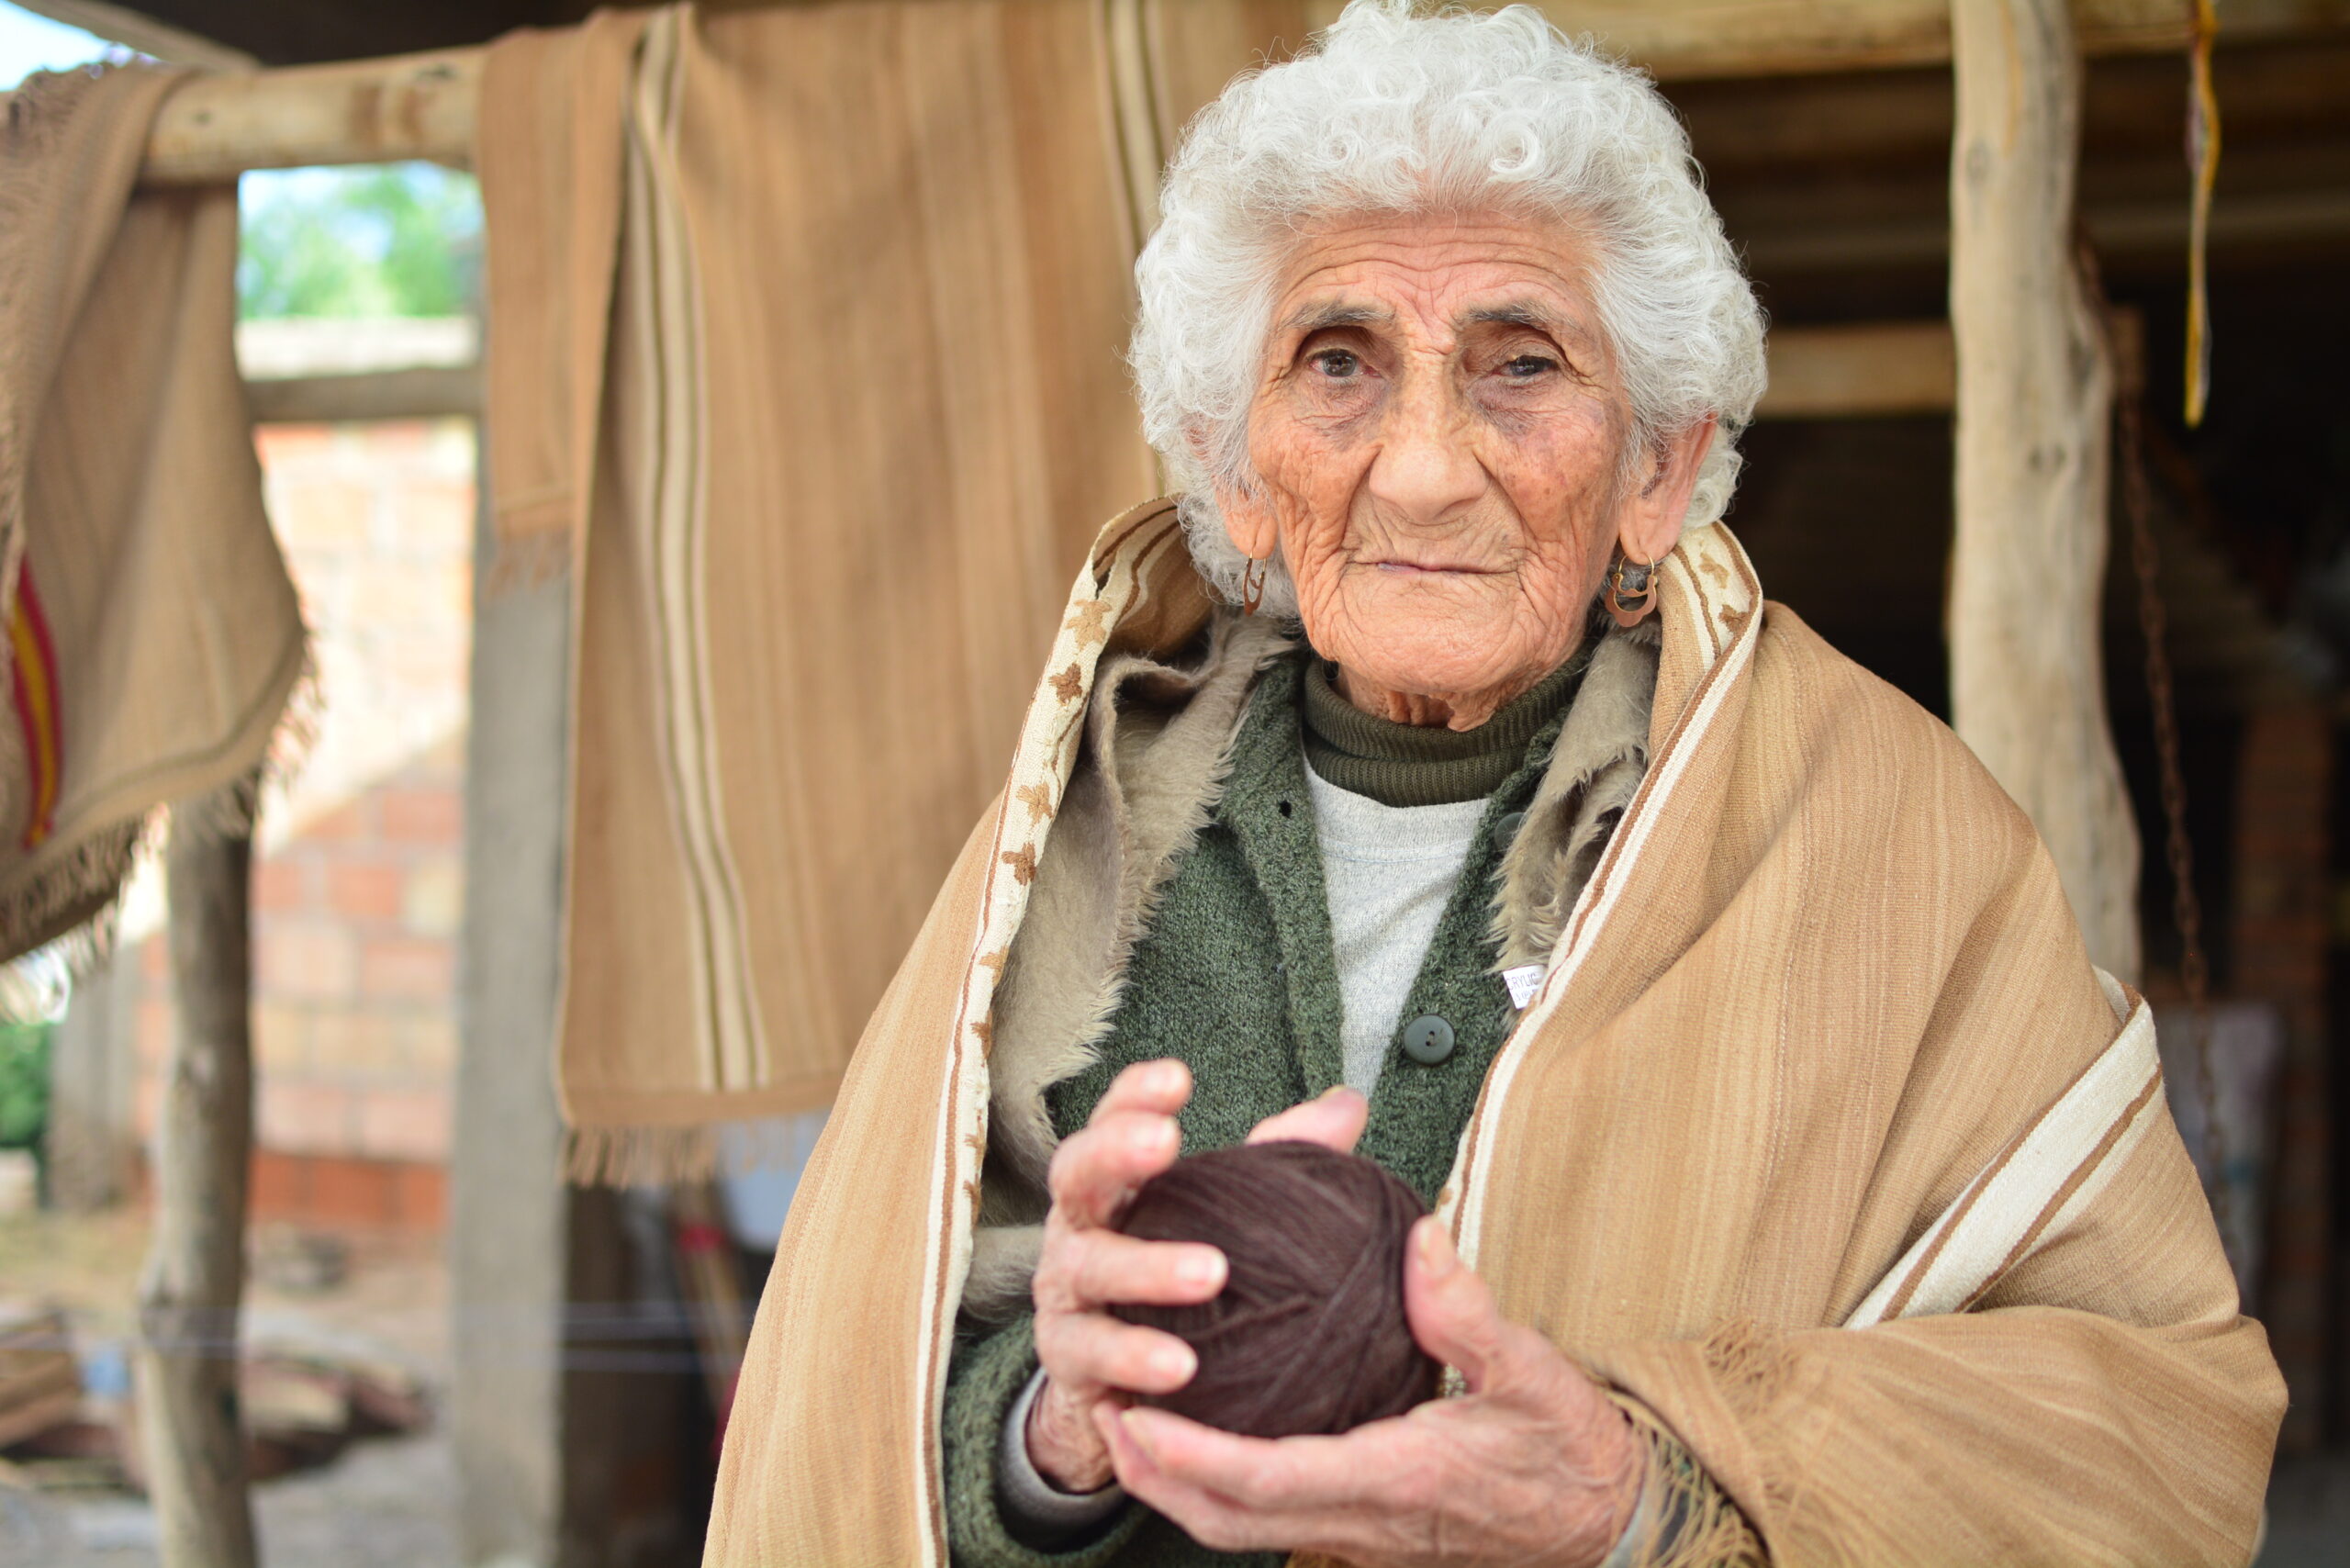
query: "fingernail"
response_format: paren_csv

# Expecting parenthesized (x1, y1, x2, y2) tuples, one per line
(1175, 1249, 1225, 1289)
(1120, 1408, 1159, 1462)
(1140, 1119, 1178, 1155)
(1416, 1218, 1457, 1278)
(1149, 1342, 1196, 1384)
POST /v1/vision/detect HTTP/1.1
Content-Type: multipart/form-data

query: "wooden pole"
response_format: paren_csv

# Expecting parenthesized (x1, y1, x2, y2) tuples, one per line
(143, 48, 478, 180)
(245, 363, 481, 424)
(1947, 0, 2140, 978)
(135, 791, 259, 1568)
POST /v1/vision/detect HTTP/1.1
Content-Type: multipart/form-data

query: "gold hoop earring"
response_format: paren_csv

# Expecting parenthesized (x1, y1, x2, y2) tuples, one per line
(1240, 555, 1269, 617)
(1605, 553, 1657, 628)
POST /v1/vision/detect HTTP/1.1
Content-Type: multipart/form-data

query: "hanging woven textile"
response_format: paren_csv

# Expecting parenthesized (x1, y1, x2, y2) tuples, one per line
(0, 65, 308, 968)
(478, 1, 1158, 1179)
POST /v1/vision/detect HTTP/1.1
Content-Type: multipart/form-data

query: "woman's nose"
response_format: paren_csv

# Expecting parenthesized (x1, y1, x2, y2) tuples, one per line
(1362, 386, 1485, 527)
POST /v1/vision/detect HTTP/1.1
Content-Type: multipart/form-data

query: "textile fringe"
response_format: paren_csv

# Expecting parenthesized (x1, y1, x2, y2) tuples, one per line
(562, 1113, 825, 1187)
(564, 1123, 723, 1187)
(1698, 1317, 1793, 1417)
(172, 651, 320, 849)
(0, 642, 313, 1000)
(0, 655, 308, 974)
(263, 644, 324, 806)
(0, 819, 141, 1017)
(483, 528, 574, 600)
(1613, 1394, 1767, 1568)
(172, 777, 262, 848)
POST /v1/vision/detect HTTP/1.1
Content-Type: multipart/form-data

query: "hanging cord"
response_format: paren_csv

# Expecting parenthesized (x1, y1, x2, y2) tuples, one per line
(2105, 297, 2232, 1244)
(2184, 0, 2221, 426)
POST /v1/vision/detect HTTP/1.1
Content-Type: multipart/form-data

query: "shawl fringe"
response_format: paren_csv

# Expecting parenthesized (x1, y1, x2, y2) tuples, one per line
(565, 1123, 724, 1186)
(0, 648, 315, 1024)
(1614, 1391, 1767, 1568)
(482, 529, 574, 601)
(562, 1111, 826, 1187)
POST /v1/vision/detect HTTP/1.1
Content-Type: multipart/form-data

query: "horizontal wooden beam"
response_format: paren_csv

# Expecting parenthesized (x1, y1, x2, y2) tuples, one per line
(141, 48, 478, 182)
(1166, 0, 2350, 83)
(1525, 0, 2346, 82)
(1741, 184, 2350, 274)
(0, 0, 2328, 185)
(1756, 320, 1953, 419)
(244, 364, 480, 423)
(236, 315, 476, 378)
(230, 323, 1942, 429)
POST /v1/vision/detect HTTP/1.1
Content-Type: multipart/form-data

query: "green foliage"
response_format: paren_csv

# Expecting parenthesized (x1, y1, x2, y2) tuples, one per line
(239, 162, 483, 320)
(0, 1022, 48, 1150)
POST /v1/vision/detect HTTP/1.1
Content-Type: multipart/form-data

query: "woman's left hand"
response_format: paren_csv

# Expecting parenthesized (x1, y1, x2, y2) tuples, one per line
(1094, 1215, 1644, 1568)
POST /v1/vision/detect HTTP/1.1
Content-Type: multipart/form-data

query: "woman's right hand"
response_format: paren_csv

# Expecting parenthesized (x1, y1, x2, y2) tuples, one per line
(1025, 1060, 1370, 1491)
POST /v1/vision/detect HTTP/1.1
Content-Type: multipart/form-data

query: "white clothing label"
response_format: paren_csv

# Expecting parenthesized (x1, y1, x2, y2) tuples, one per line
(1503, 964, 1546, 1010)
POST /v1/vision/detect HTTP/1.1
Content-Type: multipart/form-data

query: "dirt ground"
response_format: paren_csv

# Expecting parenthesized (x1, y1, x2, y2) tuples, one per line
(0, 1205, 455, 1568)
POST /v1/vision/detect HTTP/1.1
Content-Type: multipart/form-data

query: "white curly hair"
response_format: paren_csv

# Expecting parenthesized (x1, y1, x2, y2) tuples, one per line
(1129, 0, 1767, 616)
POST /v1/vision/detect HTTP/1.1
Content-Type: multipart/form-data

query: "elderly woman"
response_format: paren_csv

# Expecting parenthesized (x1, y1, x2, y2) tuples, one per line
(705, 4, 2281, 1564)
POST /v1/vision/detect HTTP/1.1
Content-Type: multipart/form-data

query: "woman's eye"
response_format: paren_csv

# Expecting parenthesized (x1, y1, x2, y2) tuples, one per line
(1500, 353, 1558, 379)
(1310, 349, 1361, 379)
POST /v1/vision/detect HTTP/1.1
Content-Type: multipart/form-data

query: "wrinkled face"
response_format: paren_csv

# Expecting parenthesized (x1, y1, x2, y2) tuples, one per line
(1214, 209, 1707, 725)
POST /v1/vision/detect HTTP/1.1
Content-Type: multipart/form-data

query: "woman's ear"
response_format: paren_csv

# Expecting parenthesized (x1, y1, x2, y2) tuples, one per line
(1201, 435, 1281, 563)
(1216, 487, 1281, 564)
(1617, 414, 1716, 566)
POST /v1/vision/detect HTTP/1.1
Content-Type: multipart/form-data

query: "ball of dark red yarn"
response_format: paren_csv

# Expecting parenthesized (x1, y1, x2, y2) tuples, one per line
(1110, 1140, 1438, 1439)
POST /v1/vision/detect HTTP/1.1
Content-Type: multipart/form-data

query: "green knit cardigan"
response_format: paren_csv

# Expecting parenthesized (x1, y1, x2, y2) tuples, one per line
(942, 651, 1578, 1568)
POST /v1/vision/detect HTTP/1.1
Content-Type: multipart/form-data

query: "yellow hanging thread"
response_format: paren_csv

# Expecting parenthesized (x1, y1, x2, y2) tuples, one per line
(2183, 0, 2221, 427)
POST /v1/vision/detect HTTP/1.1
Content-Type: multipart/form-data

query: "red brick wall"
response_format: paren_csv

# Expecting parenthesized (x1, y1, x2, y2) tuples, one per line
(249, 745, 464, 1167)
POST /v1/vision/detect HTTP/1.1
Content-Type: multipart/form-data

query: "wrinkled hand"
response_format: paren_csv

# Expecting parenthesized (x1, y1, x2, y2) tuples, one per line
(1094, 1201, 1642, 1568)
(1025, 1059, 1371, 1492)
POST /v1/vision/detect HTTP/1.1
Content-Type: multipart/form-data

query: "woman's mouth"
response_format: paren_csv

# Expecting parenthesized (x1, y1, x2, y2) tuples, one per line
(1370, 560, 1498, 577)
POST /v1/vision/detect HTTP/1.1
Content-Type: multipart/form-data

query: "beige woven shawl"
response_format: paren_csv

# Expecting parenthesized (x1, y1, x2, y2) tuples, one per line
(707, 506, 2280, 1566)
(0, 66, 305, 961)
(478, 2, 1158, 1178)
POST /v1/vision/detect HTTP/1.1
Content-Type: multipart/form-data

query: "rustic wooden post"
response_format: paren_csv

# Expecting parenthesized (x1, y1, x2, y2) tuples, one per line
(135, 790, 259, 1568)
(1947, 0, 2140, 978)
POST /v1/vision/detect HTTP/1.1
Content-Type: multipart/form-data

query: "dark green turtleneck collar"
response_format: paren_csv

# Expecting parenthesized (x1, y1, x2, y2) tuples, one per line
(1299, 644, 1589, 807)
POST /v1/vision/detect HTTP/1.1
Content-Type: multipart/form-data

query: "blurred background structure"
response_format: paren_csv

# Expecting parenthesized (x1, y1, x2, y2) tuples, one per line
(0, 1, 2346, 1565)
(2, 12, 490, 1564)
